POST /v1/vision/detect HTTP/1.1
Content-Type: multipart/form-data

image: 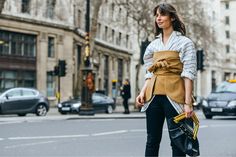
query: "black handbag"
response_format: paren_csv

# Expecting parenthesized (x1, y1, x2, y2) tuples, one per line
(168, 112, 200, 156)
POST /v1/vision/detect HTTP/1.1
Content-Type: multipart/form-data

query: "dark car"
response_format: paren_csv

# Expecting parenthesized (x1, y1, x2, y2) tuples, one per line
(202, 80, 236, 119)
(0, 88, 49, 116)
(57, 93, 115, 114)
(193, 96, 204, 110)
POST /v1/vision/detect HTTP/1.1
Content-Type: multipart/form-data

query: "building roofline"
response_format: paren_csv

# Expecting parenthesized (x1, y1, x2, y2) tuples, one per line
(95, 39, 132, 55)
(0, 14, 74, 31)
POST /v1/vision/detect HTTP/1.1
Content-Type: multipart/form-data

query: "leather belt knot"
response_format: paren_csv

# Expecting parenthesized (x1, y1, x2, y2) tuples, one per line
(148, 59, 169, 72)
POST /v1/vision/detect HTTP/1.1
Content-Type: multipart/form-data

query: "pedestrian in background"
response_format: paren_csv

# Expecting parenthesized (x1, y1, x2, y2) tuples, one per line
(136, 2, 197, 157)
(121, 79, 131, 114)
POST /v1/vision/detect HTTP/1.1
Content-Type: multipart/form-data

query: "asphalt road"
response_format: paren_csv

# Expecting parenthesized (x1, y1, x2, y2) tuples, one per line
(0, 111, 236, 157)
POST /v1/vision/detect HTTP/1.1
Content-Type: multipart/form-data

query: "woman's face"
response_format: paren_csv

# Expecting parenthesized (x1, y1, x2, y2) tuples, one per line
(155, 8, 173, 30)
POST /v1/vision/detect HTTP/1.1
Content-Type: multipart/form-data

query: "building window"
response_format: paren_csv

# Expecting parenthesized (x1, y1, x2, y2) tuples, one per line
(77, 10, 81, 28)
(104, 26, 108, 41)
(24, 35, 36, 57)
(225, 16, 230, 25)
(212, 11, 216, 21)
(111, 3, 115, 20)
(0, 31, 10, 55)
(225, 30, 230, 39)
(21, 0, 30, 13)
(48, 37, 55, 58)
(104, 55, 109, 95)
(112, 29, 115, 43)
(97, 23, 101, 38)
(119, 8, 122, 17)
(225, 2, 229, 9)
(11, 34, 22, 56)
(224, 72, 231, 80)
(117, 58, 123, 93)
(0, 30, 36, 57)
(117, 32, 122, 46)
(0, 70, 35, 93)
(47, 72, 55, 96)
(46, 0, 56, 19)
(127, 60, 130, 74)
(77, 45, 81, 70)
(126, 35, 129, 48)
(226, 45, 230, 53)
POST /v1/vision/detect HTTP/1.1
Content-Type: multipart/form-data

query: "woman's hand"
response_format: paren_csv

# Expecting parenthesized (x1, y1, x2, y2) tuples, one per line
(184, 104, 193, 118)
(136, 78, 150, 108)
(136, 92, 145, 108)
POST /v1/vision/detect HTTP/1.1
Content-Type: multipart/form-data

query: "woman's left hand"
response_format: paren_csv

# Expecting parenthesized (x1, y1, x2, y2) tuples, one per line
(184, 104, 193, 118)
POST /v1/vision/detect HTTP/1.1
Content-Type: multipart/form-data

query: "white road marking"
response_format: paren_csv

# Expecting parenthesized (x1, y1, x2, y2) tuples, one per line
(5, 141, 55, 149)
(8, 134, 89, 140)
(92, 130, 128, 136)
(210, 124, 236, 128)
(2, 124, 228, 142)
(89, 119, 115, 122)
(129, 129, 146, 132)
(200, 125, 208, 128)
(0, 121, 22, 125)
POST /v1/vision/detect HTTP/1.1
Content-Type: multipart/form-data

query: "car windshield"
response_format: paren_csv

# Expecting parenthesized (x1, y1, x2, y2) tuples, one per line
(215, 81, 236, 93)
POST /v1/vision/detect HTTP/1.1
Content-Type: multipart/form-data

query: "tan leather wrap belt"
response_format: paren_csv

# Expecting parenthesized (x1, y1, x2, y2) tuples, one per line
(145, 51, 185, 104)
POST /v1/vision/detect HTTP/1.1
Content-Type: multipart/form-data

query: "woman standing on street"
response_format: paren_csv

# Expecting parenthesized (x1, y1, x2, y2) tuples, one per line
(121, 79, 131, 114)
(136, 3, 197, 157)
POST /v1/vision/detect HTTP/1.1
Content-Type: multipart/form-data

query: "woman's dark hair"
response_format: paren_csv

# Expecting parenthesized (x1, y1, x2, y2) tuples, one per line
(153, 3, 186, 36)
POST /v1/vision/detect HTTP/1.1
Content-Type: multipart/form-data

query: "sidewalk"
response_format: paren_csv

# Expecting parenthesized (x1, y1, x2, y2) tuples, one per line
(48, 104, 146, 119)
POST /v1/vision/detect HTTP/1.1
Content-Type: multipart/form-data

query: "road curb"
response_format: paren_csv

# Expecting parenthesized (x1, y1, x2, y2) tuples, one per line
(66, 114, 146, 120)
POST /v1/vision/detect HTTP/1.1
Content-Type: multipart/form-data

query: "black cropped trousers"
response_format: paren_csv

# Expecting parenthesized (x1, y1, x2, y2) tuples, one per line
(145, 95, 186, 157)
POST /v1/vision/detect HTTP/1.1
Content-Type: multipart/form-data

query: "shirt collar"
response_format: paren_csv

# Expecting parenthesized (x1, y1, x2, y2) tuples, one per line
(156, 31, 182, 38)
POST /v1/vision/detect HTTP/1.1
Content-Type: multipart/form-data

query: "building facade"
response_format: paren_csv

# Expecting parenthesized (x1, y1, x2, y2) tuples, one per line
(0, 0, 135, 106)
(197, 0, 236, 97)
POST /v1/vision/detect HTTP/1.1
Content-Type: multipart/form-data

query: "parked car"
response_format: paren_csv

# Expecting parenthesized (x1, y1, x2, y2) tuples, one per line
(193, 96, 204, 110)
(202, 80, 236, 119)
(0, 88, 49, 116)
(57, 93, 115, 114)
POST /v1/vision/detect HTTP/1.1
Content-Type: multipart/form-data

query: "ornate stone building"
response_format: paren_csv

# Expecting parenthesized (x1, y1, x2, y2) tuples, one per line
(197, 0, 236, 97)
(0, 0, 135, 105)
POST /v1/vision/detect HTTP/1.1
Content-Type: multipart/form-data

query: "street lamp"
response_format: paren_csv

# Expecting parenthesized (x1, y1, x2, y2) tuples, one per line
(79, 0, 95, 115)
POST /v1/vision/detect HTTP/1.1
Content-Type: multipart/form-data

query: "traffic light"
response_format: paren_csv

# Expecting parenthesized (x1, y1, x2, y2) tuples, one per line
(140, 39, 150, 65)
(197, 50, 204, 71)
(58, 60, 67, 77)
(53, 66, 59, 76)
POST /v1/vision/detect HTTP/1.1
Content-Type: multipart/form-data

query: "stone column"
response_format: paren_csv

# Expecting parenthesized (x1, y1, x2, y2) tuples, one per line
(59, 34, 74, 101)
(37, 32, 48, 95)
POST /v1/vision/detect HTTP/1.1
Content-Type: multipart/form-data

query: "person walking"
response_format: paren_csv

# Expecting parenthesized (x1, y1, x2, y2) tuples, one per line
(136, 2, 197, 157)
(121, 79, 131, 114)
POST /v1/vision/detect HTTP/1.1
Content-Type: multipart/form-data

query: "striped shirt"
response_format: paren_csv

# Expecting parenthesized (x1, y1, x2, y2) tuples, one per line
(141, 31, 197, 112)
(143, 31, 197, 80)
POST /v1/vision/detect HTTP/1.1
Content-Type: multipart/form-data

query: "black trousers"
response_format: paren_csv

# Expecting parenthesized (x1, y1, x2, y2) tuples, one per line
(145, 95, 186, 157)
(123, 98, 129, 112)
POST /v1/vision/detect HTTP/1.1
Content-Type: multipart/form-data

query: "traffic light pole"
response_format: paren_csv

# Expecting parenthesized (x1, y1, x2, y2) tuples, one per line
(55, 60, 66, 104)
(78, 0, 94, 116)
(58, 75, 60, 103)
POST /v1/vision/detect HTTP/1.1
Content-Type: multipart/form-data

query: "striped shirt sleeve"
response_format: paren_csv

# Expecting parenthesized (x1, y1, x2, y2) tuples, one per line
(180, 40, 197, 80)
(143, 43, 154, 80)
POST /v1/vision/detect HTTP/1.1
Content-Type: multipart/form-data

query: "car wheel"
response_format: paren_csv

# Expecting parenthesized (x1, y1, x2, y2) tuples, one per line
(205, 114, 213, 119)
(106, 105, 113, 114)
(18, 113, 26, 116)
(36, 104, 48, 116)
